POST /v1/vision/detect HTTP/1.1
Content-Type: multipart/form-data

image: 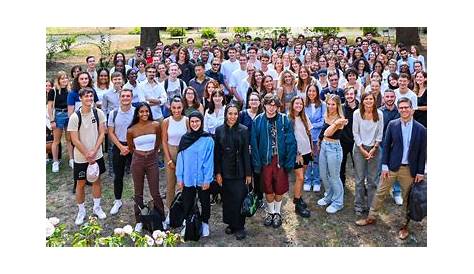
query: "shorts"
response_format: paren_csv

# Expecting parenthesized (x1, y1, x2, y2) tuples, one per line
(74, 157, 106, 181)
(261, 156, 289, 195)
(54, 110, 69, 130)
(294, 153, 312, 169)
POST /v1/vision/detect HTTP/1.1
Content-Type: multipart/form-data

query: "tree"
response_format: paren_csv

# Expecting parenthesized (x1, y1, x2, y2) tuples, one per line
(395, 27, 421, 48)
(140, 27, 163, 49)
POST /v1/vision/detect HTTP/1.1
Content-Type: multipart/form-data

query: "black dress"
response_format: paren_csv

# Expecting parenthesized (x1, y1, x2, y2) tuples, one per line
(414, 89, 427, 128)
(214, 123, 252, 232)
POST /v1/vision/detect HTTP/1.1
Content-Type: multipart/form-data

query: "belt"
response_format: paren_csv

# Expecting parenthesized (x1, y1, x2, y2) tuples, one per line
(55, 108, 68, 112)
(134, 150, 156, 156)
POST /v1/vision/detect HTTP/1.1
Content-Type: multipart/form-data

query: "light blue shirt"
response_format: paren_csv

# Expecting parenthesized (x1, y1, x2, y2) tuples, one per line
(401, 118, 413, 164)
(176, 136, 214, 187)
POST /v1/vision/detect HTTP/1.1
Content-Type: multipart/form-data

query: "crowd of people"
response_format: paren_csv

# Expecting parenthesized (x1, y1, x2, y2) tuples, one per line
(46, 31, 427, 242)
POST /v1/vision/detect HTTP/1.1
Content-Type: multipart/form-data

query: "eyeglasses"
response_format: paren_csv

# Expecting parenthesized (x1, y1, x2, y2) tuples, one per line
(398, 106, 411, 110)
(212, 63, 220, 66)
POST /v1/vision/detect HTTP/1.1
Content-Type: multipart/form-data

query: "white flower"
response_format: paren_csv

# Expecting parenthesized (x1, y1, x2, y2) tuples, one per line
(159, 231, 167, 238)
(48, 217, 60, 226)
(155, 238, 164, 246)
(114, 228, 125, 236)
(46, 221, 55, 238)
(145, 235, 154, 246)
(123, 225, 133, 235)
(152, 230, 162, 239)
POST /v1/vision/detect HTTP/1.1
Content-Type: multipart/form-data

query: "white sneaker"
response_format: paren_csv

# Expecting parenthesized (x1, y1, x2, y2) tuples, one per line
(75, 209, 86, 225)
(69, 159, 74, 169)
(394, 195, 403, 206)
(109, 200, 122, 215)
(93, 206, 107, 219)
(326, 205, 341, 214)
(201, 222, 210, 237)
(52, 161, 60, 173)
(313, 184, 321, 192)
(303, 184, 311, 192)
(317, 198, 328, 206)
(134, 222, 143, 233)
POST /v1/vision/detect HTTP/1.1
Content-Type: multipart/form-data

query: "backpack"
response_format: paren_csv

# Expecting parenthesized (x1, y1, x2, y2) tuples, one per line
(169, 192, 185, 228)
(407, 180, 427, 222)
(138, 200, 164, 233)
(184, 196, 202, 241)
(75, 107, 100, 133)
(164, 78, 185, 96)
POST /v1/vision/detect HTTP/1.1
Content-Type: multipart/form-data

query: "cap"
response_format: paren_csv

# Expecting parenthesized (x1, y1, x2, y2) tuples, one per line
(86, 162, 100, 183)
(318, 68, 327, 76)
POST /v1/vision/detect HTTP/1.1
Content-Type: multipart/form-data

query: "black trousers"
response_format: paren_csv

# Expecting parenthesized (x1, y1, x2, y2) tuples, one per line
(251, 172, 263, 201)
(222, 178, 247, 231)
(340, 141, 354, 187)
(182, 186, 211, 224)
(112, 142, 132, 200)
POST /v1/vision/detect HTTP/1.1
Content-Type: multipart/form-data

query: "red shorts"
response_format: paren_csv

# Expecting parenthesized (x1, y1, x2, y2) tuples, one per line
(261, 156, 289, 195)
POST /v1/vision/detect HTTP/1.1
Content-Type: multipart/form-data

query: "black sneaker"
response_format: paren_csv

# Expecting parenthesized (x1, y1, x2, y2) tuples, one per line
(299, 197, 308, 209)
(264, 213, 274, 227)
(225, 226, 234, 235)
(272, 213, 282, 228)
(293, 197, 308, 209)
(235, 229, 247, 240)
(295, 201, 311, 218)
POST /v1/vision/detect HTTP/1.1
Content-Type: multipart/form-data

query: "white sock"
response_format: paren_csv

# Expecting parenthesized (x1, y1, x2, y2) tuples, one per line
(78, 203, 85, 212)
(93, 198, 101, 208)
(266, 201, 275, 214)
(274, 201, 282, 214)
(115, 199, 122, 205)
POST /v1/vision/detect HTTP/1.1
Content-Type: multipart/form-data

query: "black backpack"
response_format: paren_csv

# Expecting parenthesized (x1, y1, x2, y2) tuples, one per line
(407, 180, 427, 222)
(138, 200, 164, 233)
(75, 107, 100, 133)
(184, 196, 202, 241)
(169, 192, 185, 228)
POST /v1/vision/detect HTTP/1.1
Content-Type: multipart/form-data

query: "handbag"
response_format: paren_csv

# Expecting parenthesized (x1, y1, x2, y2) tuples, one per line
(407, 180, 427, 222)
(137, 200, 164, 232)
(169, 192, 185, 228)
(241, 185, 258, 217)
(184, 194, 202, 241)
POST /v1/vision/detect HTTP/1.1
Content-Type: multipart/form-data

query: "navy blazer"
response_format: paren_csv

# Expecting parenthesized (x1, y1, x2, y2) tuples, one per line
(382, 118, 427, 177)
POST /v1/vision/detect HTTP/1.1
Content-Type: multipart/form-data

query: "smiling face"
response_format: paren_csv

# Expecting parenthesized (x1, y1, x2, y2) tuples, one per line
(248, 93, 261, 109)
(415, 72, 426, 86)
(363, 93, 375, 109)
(383, 91, 396, 107)
(326, 98, 338, 115)
(292, 98, 304, 114)
(263, 76, 274, 91)
(59, 75, 69, 88)
(307, 85, 318, 102)
(120, 90, 132, 106)
(398, 100, 413, 120)
(212, 92, 224, 106)
(78, 73, 90, 88)
(170, 100, 183, 118)
(189, 116, 201, 131)
(264, 102, 278, 117)
(98, 70, 109, 85)
(79, 91, 94, 107)
(226, 106, 239, 126)
(138, 105, 150, 121)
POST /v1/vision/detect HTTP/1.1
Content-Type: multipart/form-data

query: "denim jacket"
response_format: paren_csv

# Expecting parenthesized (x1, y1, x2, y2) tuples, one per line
(250, 112, 297, 173)
(305, 102, 326, 142)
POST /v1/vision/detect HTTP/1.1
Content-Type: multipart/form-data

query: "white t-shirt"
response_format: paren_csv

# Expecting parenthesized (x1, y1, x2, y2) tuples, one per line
(394, 88, 418, 110)
(94, 85, 112, 105)
(204, 106, 225, 135)
(221, 59, 240, 93)
(294, 116, 313, 155)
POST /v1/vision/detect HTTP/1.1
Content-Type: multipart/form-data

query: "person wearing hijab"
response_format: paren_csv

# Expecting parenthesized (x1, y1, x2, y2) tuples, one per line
(176, 111, 215, 237)
(214, 104, 252, 240)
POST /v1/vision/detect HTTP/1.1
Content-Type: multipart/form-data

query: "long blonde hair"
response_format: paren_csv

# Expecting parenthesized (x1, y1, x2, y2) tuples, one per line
(324, 94, 344, 121)
(54, 71, 70, 95)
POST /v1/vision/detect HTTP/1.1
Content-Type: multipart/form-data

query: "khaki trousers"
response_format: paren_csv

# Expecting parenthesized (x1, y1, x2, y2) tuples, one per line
(165, 144, 179, 209)
(368, 166, 413, 219)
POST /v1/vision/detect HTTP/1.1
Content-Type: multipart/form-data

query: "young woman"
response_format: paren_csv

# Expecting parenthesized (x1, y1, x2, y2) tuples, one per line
(245, 70, 264, 105)
(126, 102, 165, 232)
(318, 55, 328, 70)
(145, 47, 153, 64)
(317, 94, 347, 214)
(367, 79, 383, 108)
(290, 57, 302, 76)
(295, 66, 315, 97)
(183, 86, 204, 116)
(204, 89, 226, 136)
(161, 97, 189, 209)
(94, 68, 112, 109)
(261, 75, 276, 97)
(289, 96, 313, 218)
(274, 58, 284, 79)
(177, 47, 195, 84)
(176, 111, 215, 237)
(410, 45, 425, 71)
(352, 92, 384, 216)
(70, 65, 82, 84)
(343, 68, 363, 102)
(48, 71, 74, 172)
(46, 80, 53, 102)
(326, 55, 345, 87)
(277, 70, 298, 113)
(215, 104, 252, 240)
(353, 58, 370, 87)
(135, 58, 147, 83)
(157, 63, 168, 84)
(202, 79, 219, 112)
(413, 71, 427, 128)
(110, 52, 132, 75)
(387, 73, 399, 90)
(367, 52, 377, 70)
(112, 60, 128, 82)
(239, 92, 264, 206)
(304, 84, 326, 192)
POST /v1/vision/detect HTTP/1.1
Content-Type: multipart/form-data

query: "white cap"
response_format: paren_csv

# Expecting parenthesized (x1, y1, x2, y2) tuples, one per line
(86, 162, 100, 182)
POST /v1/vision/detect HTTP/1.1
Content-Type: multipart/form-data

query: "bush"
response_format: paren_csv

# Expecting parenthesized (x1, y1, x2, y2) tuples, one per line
(233, 27, 251, 35)
(201, 27, 216, 39)
(128, 27, 141, 35)
(46, 35, 60, 63)
(361, 27, 380, 37)
(59, 35, 77, 52)
(167, 27, 186, 37)
(307, 27, 341, 37)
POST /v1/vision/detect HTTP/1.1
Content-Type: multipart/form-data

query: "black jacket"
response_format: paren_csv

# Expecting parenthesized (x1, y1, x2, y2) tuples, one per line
(340, 100, 359, 145)
(214, 123, 252, 180)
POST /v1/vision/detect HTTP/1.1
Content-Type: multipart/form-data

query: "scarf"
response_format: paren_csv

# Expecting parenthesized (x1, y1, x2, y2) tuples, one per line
(178, 111, 211, 153)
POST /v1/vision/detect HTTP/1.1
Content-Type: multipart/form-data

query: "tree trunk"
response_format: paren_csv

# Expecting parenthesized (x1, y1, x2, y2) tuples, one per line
(395, 27, 421, 48)
(140, 27, 161, 49)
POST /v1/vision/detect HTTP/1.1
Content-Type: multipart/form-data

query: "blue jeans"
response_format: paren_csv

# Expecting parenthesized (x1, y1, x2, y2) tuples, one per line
(378, 146, 401, 197)
(304, 140, 320, 186)
(319, 140, 344, 209)
(353, 144, 381, 213)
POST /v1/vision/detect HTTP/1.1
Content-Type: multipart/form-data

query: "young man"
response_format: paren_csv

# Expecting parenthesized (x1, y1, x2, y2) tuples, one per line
(260, 54, 278, 87)
(220, 47, 240, 103)
(188, 62, 210, 101)
(230, 55, 250, 106)
(107, 88, 135, 215)
(221, 38, 231, 60)
(128, 46, 144, 69)
(361, 39, 371, 60)
(379, 89, 402, 205)
(205, 59, 225, 90)
(320, 72, 345, 103)
(186, 38, 195, 57)
(247, 46, 261, 70)
(356, 98, 426, 240)
(261, 38, 274, 57)
(397, 47, 416, 74)
(251, 94, 297, 229)
(67, 87, 107, 225)
(123, 69, 140, 107)
(394, 73, 418, 110)
(137, 64, 167, 122)
(199, 49, 212, 71)
(163, 63, 187, 117)
(340, 87, 359, 187)
(85, 56, 98, 85)
(275, 33, 288, 51)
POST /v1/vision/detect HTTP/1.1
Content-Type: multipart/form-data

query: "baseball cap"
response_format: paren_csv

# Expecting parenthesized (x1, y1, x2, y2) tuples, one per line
(86, 162, 100, 183)
(318, 68, 327, 76)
